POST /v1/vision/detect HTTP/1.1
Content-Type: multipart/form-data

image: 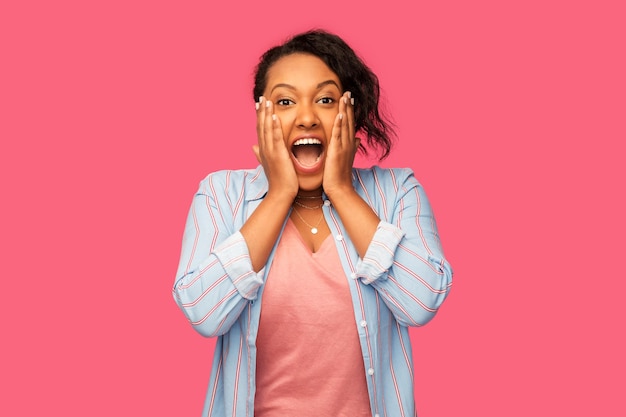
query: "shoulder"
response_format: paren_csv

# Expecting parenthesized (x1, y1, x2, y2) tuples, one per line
(352, 166, 420, 191)
(197, 166, 267, 200)
(352, 167, 423, 220)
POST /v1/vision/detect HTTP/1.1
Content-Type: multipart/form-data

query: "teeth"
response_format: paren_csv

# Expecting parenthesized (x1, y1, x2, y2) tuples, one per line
(293, 138, 322, 146)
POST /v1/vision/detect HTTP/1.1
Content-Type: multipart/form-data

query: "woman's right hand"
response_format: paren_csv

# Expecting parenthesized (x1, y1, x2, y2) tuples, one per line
(253, 97, 299, 201)
(243, 97, 298, 271)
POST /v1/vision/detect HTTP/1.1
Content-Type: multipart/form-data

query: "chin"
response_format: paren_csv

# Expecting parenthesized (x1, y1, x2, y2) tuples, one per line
(297, 175, 324, 192)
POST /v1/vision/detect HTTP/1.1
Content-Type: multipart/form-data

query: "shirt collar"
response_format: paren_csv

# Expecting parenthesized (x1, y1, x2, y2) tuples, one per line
(245, 165, 269, 201)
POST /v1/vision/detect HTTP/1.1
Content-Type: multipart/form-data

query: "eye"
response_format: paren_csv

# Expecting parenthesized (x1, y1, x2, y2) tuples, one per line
(317, 97, 334, 105)
(276, 98, 294, 106)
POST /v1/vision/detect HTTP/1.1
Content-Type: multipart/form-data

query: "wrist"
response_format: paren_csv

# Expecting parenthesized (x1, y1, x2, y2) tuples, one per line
(323, 183, 356, 202)
(264, 189, 297, 206)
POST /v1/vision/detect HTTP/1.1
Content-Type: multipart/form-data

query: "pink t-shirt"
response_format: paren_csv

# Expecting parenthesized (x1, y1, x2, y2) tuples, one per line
(254, 219, 372, 417)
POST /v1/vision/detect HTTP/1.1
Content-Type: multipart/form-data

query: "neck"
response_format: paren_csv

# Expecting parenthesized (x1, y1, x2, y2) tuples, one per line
(296, 188, 323, 199)
(294, 188, 323, 210)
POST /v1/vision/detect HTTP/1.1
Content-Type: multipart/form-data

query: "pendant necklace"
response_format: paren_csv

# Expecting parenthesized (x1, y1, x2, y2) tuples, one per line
(292, 206, 324, 234)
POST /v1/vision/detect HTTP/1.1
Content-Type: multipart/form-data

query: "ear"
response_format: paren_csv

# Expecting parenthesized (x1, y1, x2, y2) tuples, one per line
(252, 145, 261, 163)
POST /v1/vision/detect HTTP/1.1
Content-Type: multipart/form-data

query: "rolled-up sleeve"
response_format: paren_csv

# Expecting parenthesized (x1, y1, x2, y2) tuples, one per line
(356, 168, 453, 327)
(212, 232, 264, 299)
(172, 174, 262, 337)
(356, 221, 405, 284)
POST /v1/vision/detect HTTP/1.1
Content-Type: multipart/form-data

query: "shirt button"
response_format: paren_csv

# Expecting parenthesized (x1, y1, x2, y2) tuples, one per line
(350, 272, 357, 279)
(375, 414, 380, 417)
(360, 320, 367, 327)
(324, 199, 331, 206)
(367, 368, 375, 375)
(336, 234, 343, 241)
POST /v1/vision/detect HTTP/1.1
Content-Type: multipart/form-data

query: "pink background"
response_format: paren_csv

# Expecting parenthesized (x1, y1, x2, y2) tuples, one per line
(2, 0, 624, 415)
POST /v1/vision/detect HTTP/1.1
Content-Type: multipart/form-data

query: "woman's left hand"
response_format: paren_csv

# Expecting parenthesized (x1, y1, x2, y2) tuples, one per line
(322, 91, 360, 198)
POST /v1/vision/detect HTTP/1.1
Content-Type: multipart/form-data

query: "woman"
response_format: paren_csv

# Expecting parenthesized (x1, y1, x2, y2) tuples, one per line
(173, 29, 453, 417)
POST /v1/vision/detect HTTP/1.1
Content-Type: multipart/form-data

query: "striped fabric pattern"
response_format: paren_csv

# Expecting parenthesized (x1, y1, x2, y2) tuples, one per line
(173, 165, 453, 417)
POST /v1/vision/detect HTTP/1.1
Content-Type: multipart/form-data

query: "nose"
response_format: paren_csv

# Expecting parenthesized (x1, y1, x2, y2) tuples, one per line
(295, 103, 319, 129)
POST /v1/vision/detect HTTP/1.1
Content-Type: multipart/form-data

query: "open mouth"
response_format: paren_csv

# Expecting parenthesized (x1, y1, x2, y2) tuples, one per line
(291, 138, 323, 167)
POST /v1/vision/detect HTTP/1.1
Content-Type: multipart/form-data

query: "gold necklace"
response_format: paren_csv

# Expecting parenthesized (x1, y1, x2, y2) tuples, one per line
(292, 206, 324, 234)
(293, 200, 323, 210)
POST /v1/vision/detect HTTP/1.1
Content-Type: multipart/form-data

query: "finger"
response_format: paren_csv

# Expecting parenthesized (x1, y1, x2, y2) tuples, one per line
(341, 93, 352, 150)
(341, 110, 351, 152)
(271, 113, 284, 148)
(334, 92, 349, 148)
(263, 99, 274, 150)
(330, 111, 343, 152)
(256, 96, 265, 149)
(347, 92, 356, 144)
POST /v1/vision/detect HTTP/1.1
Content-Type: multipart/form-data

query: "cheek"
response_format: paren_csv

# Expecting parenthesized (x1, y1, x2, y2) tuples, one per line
(322, 113, 337, 137)
(277, 115, 295, 144)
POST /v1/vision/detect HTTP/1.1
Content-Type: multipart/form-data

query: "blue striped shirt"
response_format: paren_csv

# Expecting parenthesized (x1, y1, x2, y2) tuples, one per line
(173, 165, 453, 416)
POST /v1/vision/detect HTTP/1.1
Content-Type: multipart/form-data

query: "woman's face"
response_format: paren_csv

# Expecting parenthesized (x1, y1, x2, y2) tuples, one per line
(263, 53, 343, 192)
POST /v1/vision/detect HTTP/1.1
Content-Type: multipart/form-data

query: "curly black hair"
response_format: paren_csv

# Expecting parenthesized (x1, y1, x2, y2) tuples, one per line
(252, 29, 396, 160)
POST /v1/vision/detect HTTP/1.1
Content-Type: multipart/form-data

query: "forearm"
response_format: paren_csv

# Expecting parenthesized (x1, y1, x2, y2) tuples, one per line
(240, 192, 292, 272)
(326, 186, 380, 258)
(173, 242, 258, 337)
(173, 186, 264, 336)
(351, 171, 453, 326)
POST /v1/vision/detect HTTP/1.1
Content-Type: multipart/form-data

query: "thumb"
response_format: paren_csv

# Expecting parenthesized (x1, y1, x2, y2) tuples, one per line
(252, 145, 261, 163)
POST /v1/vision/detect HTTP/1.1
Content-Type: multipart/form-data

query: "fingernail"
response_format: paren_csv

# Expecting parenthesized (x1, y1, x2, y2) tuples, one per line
(350, 98, 355, 106)
(347, 91, 352, 98)
(255, 102, 260, 110)
(343, 97, 347, 104)
(339, 113, 343, 120)
(266, 100, 271, 108)
(272, 114, 277, 121)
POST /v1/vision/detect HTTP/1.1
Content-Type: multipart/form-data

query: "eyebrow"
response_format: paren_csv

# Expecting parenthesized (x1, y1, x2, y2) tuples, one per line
(270, 80, 341, 94)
